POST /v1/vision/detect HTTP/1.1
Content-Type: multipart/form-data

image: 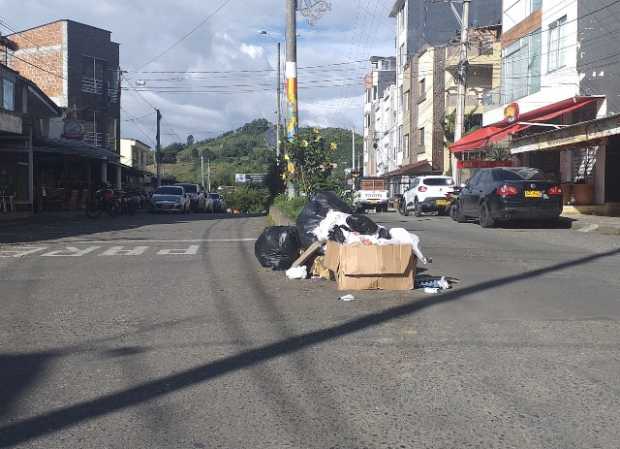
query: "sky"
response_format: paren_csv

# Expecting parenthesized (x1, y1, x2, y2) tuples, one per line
(1, 0, 396, 146)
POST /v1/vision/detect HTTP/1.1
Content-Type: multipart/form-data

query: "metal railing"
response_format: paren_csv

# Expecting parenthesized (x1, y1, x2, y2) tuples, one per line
(81, 77, 104, 94)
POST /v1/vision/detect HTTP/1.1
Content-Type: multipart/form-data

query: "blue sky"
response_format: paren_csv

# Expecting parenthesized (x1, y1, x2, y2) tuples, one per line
(1, 0, 396, 146)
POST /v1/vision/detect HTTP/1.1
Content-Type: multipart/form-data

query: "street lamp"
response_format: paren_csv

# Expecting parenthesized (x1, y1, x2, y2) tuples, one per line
(258, 30, 282, 159)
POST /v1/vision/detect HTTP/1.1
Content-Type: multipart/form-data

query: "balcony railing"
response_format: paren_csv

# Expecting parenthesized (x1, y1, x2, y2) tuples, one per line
(107, 86, 120, 103)
(81, 77, 104, 95)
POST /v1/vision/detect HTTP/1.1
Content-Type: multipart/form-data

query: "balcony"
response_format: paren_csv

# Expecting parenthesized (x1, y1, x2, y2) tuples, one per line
(107, 86, 120, 103)
(81, 77, 104, 95)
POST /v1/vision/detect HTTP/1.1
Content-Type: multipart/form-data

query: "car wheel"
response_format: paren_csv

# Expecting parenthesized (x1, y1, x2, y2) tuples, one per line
(402, 199, 410, 216)
(479, 202, 495, 228)
(414, 199, 422, 217)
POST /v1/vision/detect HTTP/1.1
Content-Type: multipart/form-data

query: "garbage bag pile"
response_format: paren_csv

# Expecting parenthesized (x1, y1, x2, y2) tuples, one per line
(296, 191, 352, 248)
(254, 226, 301, 271)
(311, 209, 428, 264)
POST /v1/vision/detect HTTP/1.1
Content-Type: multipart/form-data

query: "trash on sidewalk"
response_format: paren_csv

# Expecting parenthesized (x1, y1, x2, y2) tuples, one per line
(254, 226, 301, 271)
(297, 191, 353, 248)
(338, 294, 357, 302)
(286, 265, 308, 280)
(324, 240, 416, 291)
(291, 241, 322, 268)
(424, 287, 440, 294)
(415, 276, 451, 290)
(311, 255, 333, 280)
(345, 214, 379, 235)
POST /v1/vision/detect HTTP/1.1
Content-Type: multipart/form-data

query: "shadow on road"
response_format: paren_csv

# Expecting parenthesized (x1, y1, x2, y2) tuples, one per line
(1, 246, 619, 447)
(0, 212, 264, 244)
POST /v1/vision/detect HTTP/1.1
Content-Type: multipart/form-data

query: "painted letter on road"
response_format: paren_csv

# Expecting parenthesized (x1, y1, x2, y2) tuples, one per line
(157, 245, 200, 256)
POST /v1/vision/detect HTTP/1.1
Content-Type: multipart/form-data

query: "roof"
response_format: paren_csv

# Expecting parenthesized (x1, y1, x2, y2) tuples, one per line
(121, 138, 152, 150)
(384, 160, 432, 177)
(34, 137, 120, 161)
(389, 0, 406, 17)
(450, 96, 603, 153)
(7, 19, 113, 37)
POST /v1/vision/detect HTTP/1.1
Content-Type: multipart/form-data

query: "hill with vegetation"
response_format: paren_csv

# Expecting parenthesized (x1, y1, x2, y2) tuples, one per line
(150, 119, 362, 188)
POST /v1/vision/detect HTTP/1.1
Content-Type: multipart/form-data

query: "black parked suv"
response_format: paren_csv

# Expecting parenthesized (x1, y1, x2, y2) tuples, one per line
(452, 167, 563, 228)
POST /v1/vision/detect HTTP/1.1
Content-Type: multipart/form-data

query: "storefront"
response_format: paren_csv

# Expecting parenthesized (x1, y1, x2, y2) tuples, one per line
(383, 160, 432, 197)
(0, 143, 32, 214)
(511, 113, 620, 213)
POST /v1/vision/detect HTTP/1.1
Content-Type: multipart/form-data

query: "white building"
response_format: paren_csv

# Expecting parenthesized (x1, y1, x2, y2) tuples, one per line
(375, 84, 398, 177)
(120, 138, 151, 171)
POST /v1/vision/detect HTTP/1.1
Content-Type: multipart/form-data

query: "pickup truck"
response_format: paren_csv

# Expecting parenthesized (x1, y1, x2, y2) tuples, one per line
(352, 177, 389, 213)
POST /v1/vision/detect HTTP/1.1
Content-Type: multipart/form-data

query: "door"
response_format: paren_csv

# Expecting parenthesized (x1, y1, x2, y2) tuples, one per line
(461, 171, 482, 215)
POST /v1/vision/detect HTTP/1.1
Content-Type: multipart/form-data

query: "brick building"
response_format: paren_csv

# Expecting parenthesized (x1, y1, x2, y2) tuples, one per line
(4, 20, 121, 153)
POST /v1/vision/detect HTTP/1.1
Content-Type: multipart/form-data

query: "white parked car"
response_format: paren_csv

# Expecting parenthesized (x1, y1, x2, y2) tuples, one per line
(401, 176, 456, 217)
(150, 185, 190, 213)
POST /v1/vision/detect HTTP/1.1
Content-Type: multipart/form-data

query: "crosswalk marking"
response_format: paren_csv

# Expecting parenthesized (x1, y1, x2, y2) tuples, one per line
(41, 247, 101, 257)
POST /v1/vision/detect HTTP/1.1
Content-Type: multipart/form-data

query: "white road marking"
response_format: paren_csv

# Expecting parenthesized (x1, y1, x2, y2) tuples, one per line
(41, 246, 101, 257)
(157, 245, 200, 255)
(578, 224, 600, 233)
(0, 247, 48, 258)
(100, 246, 149, 256)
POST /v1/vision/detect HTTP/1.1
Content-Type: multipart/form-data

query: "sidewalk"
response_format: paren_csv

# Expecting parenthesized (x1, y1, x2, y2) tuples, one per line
(563, 210, 620, 235)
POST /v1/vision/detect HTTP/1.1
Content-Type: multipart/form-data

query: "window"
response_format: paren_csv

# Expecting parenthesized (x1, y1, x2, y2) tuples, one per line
(399, 85, 404, 111)
(418, 127, 425, 148)
(399, 9, 405, 32)
(548, 16, 568, 72)
(2, 78, 15, 111)
(399, 43, 406, 68)
(403, 134, 410, 158)
(404, 91, 410, 112)
(501, 28, 542, 103)
(418, 78, 426, 102)
(531, 0, 542, 12)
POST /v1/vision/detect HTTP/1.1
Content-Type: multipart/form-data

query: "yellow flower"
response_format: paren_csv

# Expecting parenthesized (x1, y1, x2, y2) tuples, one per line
(284, 153, 290, 161)
(287, 162, 296, 174)
(312, 128, 320, 134)
(301, 140, 309, 148)
(330, 142, 338, 151)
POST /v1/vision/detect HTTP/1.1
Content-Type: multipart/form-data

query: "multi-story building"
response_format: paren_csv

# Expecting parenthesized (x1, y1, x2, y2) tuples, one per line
(389, 0, 502, 177)
(375, 84, 398, 177)
(5, 20, 121, 153)
(363, 56, 396, 176)
(452, 0, 620, 207)
(120, 139, 151, 171)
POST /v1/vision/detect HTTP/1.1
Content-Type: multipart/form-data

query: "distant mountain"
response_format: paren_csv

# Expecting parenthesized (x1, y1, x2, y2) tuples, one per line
(150, 119, 362, 187)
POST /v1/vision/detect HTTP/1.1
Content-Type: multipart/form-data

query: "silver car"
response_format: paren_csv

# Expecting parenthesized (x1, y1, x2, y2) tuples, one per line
(150, 185, 190, 213)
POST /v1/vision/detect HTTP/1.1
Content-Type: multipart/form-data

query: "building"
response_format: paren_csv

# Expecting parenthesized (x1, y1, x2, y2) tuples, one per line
(451, 0, 620, 209)
(375, 84, 398, 177)
(389, 0, 501, 176)
(4, 20, 121, 157)
(363, 56, 396, 176)
(120, 138, 154, 191)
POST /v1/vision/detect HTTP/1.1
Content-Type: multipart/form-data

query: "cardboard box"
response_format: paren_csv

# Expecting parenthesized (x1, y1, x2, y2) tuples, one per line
(324, 241, 416, 291)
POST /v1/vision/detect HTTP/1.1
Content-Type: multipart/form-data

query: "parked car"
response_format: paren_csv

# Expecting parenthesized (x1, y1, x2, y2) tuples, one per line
(206, 192, 226, 213)
(175, 183, 206, 212)
(401, 176, 456, 217)
(452, 167, 563, 228)
(150, 185, 190, 213)
(352, 177, 389, 213)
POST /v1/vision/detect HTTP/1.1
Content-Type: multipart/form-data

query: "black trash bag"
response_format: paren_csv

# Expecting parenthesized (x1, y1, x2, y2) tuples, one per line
(346, 214, 379, 235)
(296, 191, 353, 248)
(328, 225, 349, 244)
(377, 226, 391, 240)
(254, 226, 301, 271)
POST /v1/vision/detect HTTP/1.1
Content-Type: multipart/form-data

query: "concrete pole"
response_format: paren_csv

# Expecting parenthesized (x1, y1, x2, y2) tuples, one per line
(156, 109, 162, 187)
(207, 159, 211, 192)
(200, 153, 206, 189)
(453, 0, 470, 184)
(352, 128, 356, 172)
(285, 0, 298, 142)
(276, 41, 282, 159)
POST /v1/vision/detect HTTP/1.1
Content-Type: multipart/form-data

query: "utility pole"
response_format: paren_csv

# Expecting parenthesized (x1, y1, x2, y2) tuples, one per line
(453, 0, 470, 183)
(156, 109, 162, 187)
(200, 152, 206, 189)
(276, 41, 282, 159)
(352, 128, 356, 172)
(285, 0, 299, 142)
(207, 159, 211, 192)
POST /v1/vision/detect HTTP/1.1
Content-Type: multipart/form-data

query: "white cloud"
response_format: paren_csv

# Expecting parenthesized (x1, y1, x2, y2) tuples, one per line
(240, 43, 264, 60)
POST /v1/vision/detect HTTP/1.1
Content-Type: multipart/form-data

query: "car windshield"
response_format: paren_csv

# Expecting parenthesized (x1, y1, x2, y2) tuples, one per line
(155, 186, 183, 195)
(494, 168, 547, 181)
(178, 184, 197, 193)
(423, 178, 454, 186)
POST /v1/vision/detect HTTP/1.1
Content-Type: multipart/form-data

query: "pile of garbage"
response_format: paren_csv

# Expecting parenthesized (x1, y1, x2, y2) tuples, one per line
(255, 191, 441, 292)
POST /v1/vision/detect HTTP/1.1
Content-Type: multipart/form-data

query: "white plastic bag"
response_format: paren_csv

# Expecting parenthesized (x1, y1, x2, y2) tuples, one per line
(285, 265, 307, 280)
(312, 210, 351, 242)
(388, 228, 428, 264)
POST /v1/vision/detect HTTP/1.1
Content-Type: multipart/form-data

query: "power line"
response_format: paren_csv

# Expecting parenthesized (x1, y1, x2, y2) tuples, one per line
(134, 0, 234, 71)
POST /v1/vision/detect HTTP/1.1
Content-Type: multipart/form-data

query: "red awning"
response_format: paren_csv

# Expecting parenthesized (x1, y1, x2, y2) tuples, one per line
(450, 97, 599, 153)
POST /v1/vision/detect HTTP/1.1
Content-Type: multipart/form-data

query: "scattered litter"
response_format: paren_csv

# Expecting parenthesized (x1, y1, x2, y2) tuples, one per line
(291, 241, 322, 268)
(424, 287, 440, 294)
(286, 265, 308, 280)
(311, 256, 332, 280)
(416, 276, 451, 290)
(338, 294, 357, 302)
(254, 226, 301, 271)
(346, 214, 379, 235)
(297, 191, 353, 248)
(387, 228, 428, 264)
(313, 210, 351, 242)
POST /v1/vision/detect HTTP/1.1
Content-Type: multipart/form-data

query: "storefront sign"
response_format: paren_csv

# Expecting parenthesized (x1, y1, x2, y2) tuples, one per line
(504, 103, 520, 124)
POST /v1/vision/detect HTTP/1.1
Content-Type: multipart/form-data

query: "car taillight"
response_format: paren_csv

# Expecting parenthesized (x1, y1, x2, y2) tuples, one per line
(547, 185, 563, 196)
(418, 186, 428, 192)
(496, 184, 519, 197)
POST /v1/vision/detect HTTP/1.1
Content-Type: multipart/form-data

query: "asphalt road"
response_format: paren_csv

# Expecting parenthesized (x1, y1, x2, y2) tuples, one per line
(1, 211, 620, 449)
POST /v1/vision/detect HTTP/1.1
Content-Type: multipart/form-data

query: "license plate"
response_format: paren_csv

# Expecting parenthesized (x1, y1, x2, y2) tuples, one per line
(524, 190, 542, 198)
(436, 199, 450, 206)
